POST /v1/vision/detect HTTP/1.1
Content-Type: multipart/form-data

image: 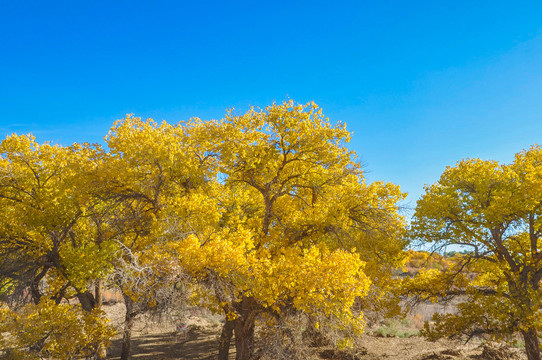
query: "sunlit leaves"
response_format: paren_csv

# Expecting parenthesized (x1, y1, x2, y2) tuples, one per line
(166, 101, 406, 346)
(0, 134, 117, 301)
(409, 145, 542, 356)
(0, 101, 407, 359)
(0, 299, 115, 360)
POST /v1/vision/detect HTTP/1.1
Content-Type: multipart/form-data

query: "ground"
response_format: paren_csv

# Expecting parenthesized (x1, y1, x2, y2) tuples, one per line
(103, 304, 527, 360)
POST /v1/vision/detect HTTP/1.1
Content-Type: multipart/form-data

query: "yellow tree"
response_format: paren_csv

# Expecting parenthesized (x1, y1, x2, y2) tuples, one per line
(0, 134, 116, 358)
(171, 101, 406, 360)
(409, 146, 542, 360)
(0, 299, 115, 360)
(102, 115, 216, 360)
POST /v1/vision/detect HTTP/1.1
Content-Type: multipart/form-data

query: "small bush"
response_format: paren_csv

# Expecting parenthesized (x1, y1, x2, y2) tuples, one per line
(373, 318, 419, 338)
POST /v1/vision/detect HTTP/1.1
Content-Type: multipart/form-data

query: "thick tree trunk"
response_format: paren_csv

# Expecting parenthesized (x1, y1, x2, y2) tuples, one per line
(95, 280, 108, 359)
(217, 319, 235, 360)
(232, 297, 259, 360)
(120, 294, 135, 360)
(234, 316, 255, 360)
(522, 328, 541, 360)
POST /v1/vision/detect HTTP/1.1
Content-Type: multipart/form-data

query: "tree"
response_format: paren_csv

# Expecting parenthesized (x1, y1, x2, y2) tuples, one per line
(409, 146, 542, 360)
(0, 134, 116, 358)
(172, 101, 406, 360)
(101, 115, 215, 360)
(0, 299, 115, 360)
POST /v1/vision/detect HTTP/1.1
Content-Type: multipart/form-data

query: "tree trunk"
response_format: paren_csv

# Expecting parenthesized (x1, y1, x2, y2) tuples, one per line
(234, 315, 255, 360)
(95, 280, 108, 359)
(76, 290, 96, 312)
(120, 294, 135, 360)
(233, 297, 259, 360)
(30, 267, 48, 304)
(522, 327, 541, 360)
(95, 280, 103, 307)
(218, 319, 235, 360)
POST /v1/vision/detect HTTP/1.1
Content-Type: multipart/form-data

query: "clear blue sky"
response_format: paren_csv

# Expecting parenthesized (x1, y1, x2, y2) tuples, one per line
(2, 1, 542, 214)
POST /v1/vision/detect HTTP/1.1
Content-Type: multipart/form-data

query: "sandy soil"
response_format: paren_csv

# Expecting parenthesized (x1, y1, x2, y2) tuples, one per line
(105, 303, 228, 360)
(103, 304, 527, 360)
(108, 330, 222, 360)
(106, 331, 526, 360)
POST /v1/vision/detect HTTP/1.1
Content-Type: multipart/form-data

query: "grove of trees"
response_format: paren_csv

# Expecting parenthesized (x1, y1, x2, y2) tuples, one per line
(2, 101, 542, 360)
(0, 101, 407, 360)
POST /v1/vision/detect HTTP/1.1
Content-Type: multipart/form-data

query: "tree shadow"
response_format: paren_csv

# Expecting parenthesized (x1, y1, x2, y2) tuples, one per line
(108, 329, 236, 360)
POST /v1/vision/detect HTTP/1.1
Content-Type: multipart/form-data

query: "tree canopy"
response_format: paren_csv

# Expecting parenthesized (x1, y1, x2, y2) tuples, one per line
(0, 101, 407, 360)
(409, 145, 542, 360)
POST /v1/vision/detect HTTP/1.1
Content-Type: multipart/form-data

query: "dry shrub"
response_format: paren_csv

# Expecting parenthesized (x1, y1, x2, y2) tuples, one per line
(440, 349, 460, 356)
(474, 344, 521, 360)
(411, 313, 425, 329)
(256, 312, 311, 360)
(372, 317, 419, 338)
(256, 310, 367, 360)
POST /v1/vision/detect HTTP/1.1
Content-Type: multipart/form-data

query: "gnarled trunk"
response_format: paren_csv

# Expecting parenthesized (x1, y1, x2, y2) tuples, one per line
(218, 319, 235, 360)
(233, 297, 260, 360)
(95, 280, 108, 359)
(234, 315, 255, 360)
(120, 294, 135, 360)
(522, 327, 541, 360)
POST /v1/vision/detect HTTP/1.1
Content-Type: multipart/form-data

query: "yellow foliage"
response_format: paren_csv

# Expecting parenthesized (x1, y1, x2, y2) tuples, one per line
(167, 101, 406, 338)
(0, 299, 115, 360)
(410, 145, 542, 351)
(0, 101, 407, 358)
(0, 134, 118, 301)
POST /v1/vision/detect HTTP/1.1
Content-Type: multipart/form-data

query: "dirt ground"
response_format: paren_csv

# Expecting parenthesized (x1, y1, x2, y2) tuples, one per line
(104, 304, 527, 360)
(108, 330, 221, 360)
(105, 303, 226, 360)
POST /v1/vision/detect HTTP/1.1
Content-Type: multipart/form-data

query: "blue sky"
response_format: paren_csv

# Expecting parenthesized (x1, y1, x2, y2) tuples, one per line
(1, 1, 542, 214)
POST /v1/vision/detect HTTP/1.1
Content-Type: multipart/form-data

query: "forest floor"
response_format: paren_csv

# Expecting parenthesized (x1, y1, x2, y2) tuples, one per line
(104, 303, 527, 360)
